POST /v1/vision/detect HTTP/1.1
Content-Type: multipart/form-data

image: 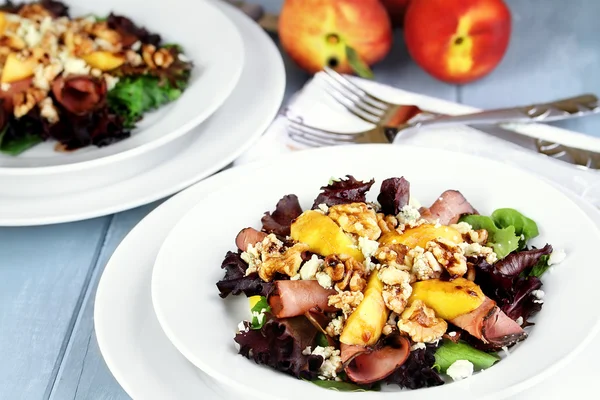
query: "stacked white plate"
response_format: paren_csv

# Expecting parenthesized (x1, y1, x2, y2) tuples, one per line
(0, 0, 285, 226)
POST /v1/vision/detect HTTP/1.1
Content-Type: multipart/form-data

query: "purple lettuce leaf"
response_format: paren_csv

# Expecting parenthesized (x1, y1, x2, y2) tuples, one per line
(216, 251, 273, 298)
(234, 315, 323, 379)
(494, 244, 553, 276)
(377, 177, 410, 215)
(385, 345, 443, 389)
(312, 175, 375, 209)
(474, 244, 552, 322)
(261, 194, 303, 236)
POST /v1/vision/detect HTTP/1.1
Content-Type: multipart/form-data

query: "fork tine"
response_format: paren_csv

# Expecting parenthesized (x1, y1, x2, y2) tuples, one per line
(323, 87, 381, 124)
(320, 77, 386, 118)
(323, 66, 390, 109)
(287, 124, 356, 143)
(320, 71, 388, 112)
(288, 131, 342, 147)
(287, 119, 360, 139)
(288, 132, 322, 147)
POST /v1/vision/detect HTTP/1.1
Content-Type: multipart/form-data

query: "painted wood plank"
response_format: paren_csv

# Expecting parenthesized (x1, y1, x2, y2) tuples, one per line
(460, 0, 600, 136)
(0, 217, 110, 400)
(49, 204, 159, 400)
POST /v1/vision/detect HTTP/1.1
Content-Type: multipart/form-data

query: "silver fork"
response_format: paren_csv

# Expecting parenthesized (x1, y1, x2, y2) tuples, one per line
(318, 67, 600, 166)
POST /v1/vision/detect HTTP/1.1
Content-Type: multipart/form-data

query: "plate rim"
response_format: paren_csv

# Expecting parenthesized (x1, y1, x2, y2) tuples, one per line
(151, 143, 600, 400)
(0, 0, 243, 175)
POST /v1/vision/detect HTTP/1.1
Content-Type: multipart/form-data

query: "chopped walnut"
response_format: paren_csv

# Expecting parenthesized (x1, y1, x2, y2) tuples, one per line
(376, 213, 398, 233)
(328, 202, 381, 240)
(88, 22, 122, 51)
(324, 255, 366, 291)
(328, 290, 364, 317)
(0, 34, 26, 50)
(39, 97, 59, 123)
(382, 286, 409, 314)
(382, 312, 399, 335)
(142, 44, 174, 69)
(125, 49, 143, 66)
(426, 238, 467, 278)
(63, 29, 96, 56)
(13, 87, 45, 118)
(18, 4, 51, 21)
(397, 300, 447, 343)
(374, 243, 410, 271)
(349, 272, 366, 292)
(259, 242, 309, 282)
(405, 247, 442, 281)
(467, 229, 489, 245)
(380, 265, 413, 314)
(240, 234, 308, 281)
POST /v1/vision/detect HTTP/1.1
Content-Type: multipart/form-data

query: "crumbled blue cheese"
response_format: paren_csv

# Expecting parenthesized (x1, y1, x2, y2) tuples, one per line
(315, 271, 333, 289)
(446, 360, 474, 381)
(548, 249, 566, 265)
(410, 342, 426, 351)
(358, 236, 379, 272)
(515, 316, 523, 326)
(237, 321, 248, 333)
(317, 203, 329, 214)
(326, 315, 345, 336)
(62, 56, 90, 76)
(299, 255, 323, 280)
(531, 289, 545, 304)
(450, 222, 472, 235)
(501, 346, 510, 357)
(17, 18, 42, 47)
(397, 204, 421, 226)
(311, 346, 342, 380)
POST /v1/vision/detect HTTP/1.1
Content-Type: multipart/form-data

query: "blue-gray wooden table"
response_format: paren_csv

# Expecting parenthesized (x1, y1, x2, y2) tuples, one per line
(1, 1, 599, 399)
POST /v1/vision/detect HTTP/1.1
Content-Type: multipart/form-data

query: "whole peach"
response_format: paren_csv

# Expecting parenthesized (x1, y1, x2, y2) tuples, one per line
(404, 0, 511, 84)
(278, 0, 393, 74)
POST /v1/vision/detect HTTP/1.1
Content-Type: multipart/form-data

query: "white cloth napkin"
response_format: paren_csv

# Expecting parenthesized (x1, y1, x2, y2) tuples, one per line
(235, 73, 600, 206)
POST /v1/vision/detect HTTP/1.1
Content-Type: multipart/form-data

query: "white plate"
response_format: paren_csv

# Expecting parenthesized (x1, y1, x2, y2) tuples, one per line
(94, 145, 600, 400)
(0, 0, 244, 196)
(152, 144, 600, 400)
(0, 2, 283, 226)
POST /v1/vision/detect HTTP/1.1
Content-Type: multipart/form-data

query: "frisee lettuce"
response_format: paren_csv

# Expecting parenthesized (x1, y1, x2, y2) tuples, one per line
(107, 75, 186, 128)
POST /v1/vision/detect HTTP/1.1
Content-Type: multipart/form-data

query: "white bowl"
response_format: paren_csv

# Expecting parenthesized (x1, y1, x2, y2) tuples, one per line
(0, 0, 244, 196)
(151, 144, 600, 400)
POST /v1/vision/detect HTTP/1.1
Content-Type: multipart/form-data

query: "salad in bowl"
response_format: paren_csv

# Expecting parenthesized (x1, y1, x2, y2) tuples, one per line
(216, 175, 565, 391)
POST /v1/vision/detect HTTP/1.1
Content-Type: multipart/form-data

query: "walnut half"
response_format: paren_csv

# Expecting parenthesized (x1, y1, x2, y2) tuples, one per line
(397, 300, 447, 343)
(328, 202, 381, 240)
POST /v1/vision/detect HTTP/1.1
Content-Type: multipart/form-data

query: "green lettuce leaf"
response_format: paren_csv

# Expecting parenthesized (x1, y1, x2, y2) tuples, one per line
(308, 379, 379, 392)
(107, 75, 186, 128)
(434, 340, 499, 372)
(0, 123, 42, 155)
(249, 296, 270, 330)
(460, 215, 519, 259)
(491, 208, 539, 247)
